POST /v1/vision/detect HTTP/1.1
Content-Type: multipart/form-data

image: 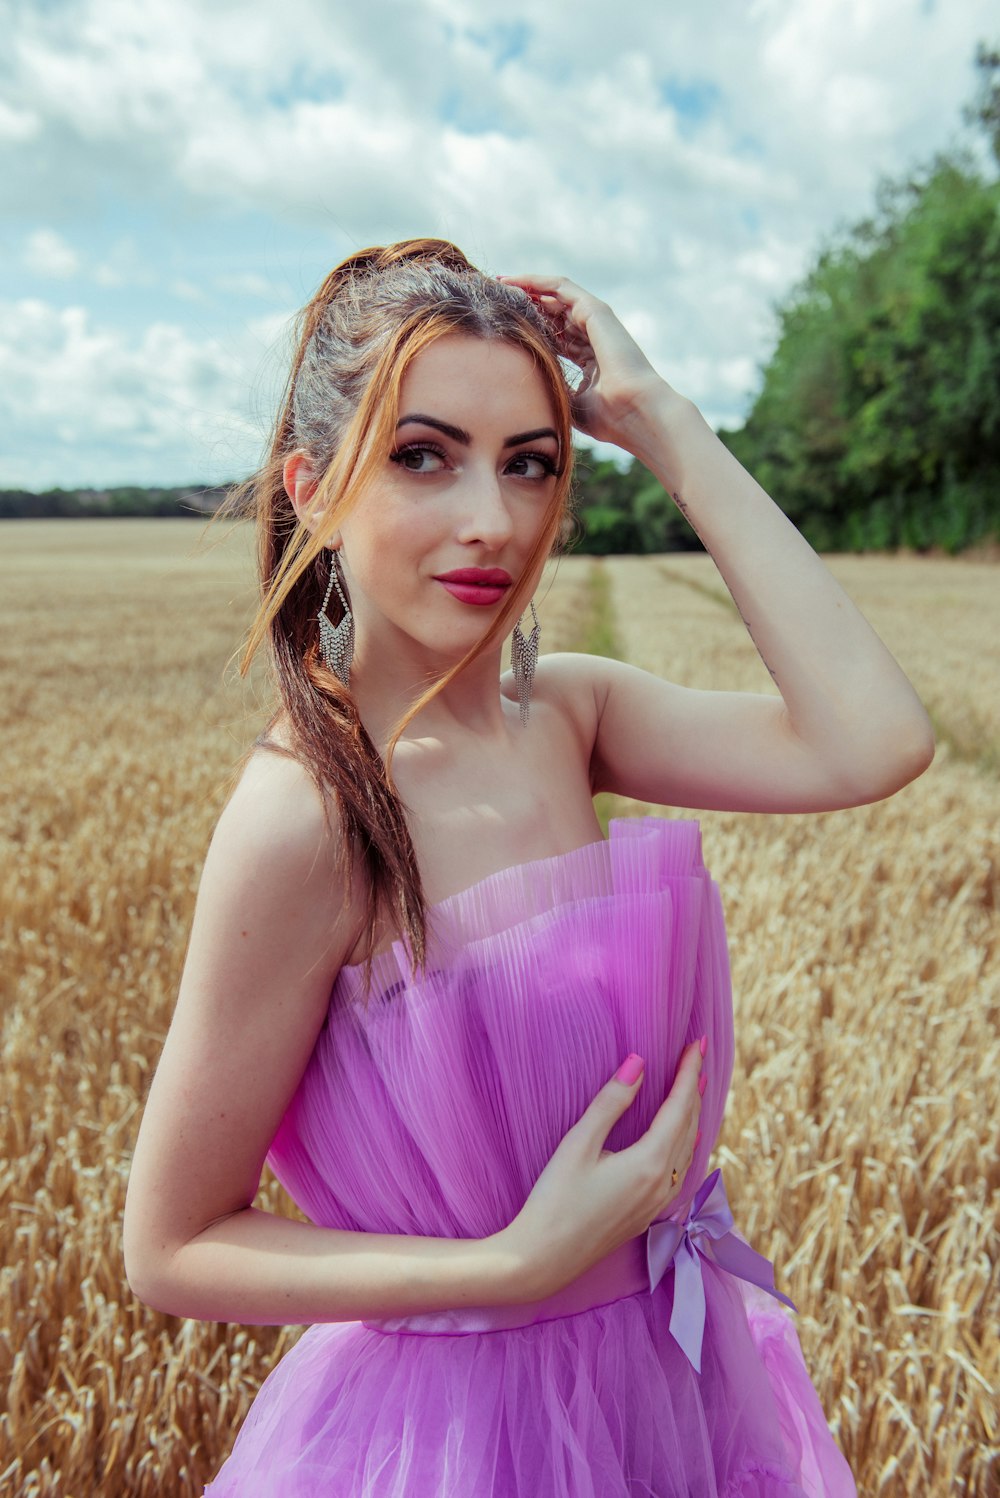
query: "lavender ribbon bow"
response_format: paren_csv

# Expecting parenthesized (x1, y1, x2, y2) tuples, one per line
(645, 1168, 797, 1374)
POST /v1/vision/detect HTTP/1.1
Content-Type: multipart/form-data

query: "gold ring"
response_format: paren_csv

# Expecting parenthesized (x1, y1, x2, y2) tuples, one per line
(670, 1168, 679, 1187)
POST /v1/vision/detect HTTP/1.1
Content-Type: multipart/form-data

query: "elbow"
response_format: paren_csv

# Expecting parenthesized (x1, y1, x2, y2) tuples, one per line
(125, 1256, 201, 1320)
(844, 718, 936, 805)
(123, 1210, 154, 1308)
(884, 715, 936, 793)
(123, 1244, 172, 1315)
(907, 719, 936, 782)
(123, 1221, 187, 1317)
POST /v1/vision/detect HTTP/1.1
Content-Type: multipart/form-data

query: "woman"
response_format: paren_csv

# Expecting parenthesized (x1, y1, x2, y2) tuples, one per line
(123, 239, 933, 1495)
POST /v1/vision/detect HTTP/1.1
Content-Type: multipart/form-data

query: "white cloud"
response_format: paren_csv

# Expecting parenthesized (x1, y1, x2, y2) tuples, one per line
(0, 99, 40, 142)
(23, 228, 80, 278)
(0, 298, 264, 486)
(0, 0, 995, 483)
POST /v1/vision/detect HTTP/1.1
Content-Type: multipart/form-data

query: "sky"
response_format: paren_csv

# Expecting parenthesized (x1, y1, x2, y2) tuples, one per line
(0, 0, 996, 490)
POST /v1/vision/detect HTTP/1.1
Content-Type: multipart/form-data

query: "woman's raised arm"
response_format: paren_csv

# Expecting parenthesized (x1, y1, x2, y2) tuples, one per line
(501, 274, 935, 813)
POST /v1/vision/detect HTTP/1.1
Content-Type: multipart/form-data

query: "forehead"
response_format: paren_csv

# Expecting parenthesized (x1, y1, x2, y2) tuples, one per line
(398, 333, 557, 430)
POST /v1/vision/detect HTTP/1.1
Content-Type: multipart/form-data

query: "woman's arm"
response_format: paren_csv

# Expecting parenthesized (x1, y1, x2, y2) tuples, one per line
(503, 275, 935, 813)
(602, 391, 935, 806)
(122, 749, 524, 1324)
(128, 1206, 526, 1327)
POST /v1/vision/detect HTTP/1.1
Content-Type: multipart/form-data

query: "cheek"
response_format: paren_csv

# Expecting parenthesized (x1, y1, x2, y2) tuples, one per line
(374, 509, 442, 564)
(344, 497, 443, 579)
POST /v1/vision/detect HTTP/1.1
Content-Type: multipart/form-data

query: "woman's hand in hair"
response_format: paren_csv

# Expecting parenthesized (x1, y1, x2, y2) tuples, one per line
(497, 273, 682, 450)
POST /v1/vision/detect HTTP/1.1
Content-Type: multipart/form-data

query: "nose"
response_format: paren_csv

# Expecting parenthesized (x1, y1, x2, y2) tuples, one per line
(455, 467, 515, 550)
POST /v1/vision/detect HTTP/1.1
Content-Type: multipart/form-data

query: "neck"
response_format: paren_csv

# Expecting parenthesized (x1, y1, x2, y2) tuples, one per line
(348, 638, 516, 751)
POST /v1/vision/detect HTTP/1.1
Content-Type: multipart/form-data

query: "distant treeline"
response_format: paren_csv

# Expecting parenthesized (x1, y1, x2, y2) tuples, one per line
(5, 52, 998, 557)
(583, 50, 1000, 557)
(718, 151, 1000, 554)
(718, 47, 1000, 556)
(0, 485, 232, 520)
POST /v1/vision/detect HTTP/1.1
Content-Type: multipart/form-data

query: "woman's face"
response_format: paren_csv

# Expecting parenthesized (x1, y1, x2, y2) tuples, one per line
(336, 332, 562, 667)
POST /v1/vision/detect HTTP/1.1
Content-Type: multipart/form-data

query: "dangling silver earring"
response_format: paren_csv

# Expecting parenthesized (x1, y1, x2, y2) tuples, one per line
(511, 599, 540, 726)
(317, 549, 354, 686)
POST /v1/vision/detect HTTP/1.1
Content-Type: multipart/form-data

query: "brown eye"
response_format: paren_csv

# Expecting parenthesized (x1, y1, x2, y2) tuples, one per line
(389, 443, 449, 473)
(506, 451, 558, 480)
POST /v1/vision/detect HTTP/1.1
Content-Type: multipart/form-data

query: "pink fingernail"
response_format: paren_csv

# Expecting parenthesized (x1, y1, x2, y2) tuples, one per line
(698, 1073, 707, 1097)
(615, 1054, 645, 1085)
(695, 1130, 702, 1147)
(699, 1034, 708, 1058)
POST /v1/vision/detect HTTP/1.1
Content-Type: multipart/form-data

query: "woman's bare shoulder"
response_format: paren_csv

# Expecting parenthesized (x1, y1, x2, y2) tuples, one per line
(252, 708, 298, 756)
(205, 717, 360, 959)
(219, 728, 337, 877)
(501, 651, 603, 754)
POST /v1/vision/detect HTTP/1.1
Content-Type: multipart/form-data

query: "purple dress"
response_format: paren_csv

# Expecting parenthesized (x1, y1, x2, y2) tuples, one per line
(205, 818, 855, 1496)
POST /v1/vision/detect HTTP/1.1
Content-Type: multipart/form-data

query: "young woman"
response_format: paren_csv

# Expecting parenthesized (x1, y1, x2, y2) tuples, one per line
(123, 239, 933, 1496)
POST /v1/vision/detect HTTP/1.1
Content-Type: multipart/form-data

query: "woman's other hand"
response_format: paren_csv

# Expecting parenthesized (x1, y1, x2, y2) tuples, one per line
(497, 1039, 705, 1302)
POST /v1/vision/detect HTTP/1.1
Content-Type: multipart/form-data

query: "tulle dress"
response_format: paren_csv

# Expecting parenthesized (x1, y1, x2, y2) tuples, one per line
(205, 818, 856, 1497)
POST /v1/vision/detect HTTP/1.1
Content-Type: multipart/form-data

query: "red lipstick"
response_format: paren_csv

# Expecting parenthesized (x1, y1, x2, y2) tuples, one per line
(433, 567, 513, 607)
(435, 568, 512, 584)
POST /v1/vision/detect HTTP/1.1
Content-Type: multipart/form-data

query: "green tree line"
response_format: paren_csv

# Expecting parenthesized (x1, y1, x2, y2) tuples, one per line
(0, 485, 231, 519)
(576, 46, 1000, 555)
(719, 45, 1000, 554)
(719, 158, 999, 553)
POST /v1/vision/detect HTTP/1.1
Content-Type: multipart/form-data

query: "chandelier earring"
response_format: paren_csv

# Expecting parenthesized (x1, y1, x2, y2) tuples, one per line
(317, 548, 354, 687)
(510, 598, 540, 726)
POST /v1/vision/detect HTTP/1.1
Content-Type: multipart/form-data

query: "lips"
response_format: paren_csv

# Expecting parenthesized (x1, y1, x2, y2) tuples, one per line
(433, 568, 513, 607)
(433, 568, 512, 585)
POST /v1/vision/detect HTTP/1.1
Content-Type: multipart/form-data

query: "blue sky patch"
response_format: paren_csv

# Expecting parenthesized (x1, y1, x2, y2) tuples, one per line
(659, 77, 722, 132)
(467, 20, 532, 69)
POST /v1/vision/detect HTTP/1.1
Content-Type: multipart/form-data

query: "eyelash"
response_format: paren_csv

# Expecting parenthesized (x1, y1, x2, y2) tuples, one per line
(389, 441, 449, 472)
(510, 450, 562, 480)
(389, 442, 561, 480)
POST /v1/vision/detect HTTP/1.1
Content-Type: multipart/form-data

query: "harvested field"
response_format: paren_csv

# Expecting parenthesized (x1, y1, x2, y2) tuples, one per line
(1, 521, 997, 1495)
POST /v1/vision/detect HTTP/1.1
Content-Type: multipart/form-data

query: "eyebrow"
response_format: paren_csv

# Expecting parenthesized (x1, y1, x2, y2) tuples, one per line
(396, 414, 559, 449)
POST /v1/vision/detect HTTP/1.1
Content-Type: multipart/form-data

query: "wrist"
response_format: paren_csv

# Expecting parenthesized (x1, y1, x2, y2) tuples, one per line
(485, 1225, 548, 1305)
(617, 386, 707, 475)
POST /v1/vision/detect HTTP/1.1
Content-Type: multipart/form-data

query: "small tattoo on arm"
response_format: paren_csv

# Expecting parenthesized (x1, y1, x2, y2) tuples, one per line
(670, 489, 780, 686)
(736, 605, 780, 686)
(673, 489, 710, 549)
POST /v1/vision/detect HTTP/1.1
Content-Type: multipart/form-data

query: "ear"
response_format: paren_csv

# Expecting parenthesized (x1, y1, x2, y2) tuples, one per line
(283, 450, 340, 544)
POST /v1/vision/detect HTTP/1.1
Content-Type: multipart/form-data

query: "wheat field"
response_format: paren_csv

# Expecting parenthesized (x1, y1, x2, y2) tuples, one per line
(1, 520, 996, 1496)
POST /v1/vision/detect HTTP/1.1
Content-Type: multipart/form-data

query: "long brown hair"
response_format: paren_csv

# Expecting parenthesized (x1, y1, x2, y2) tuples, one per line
(219, 239, 575, 991)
